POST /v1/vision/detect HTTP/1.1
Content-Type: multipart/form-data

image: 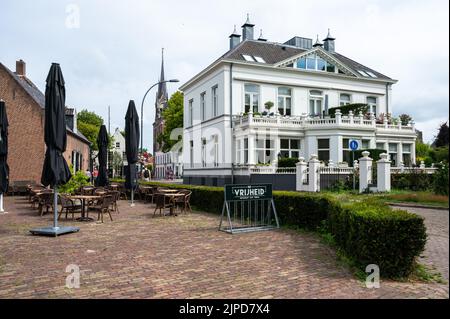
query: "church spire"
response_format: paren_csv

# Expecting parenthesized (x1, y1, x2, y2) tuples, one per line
(157, 48, 168, 102)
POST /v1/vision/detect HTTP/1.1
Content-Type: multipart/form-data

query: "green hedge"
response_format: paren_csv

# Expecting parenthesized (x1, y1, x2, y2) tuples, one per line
(391, 172, 433, 191)
(112, 179, 427, 278)
(277, 157, 299, 168)
(328, 202, 427, 278)
(352, 149, 387, 163)
(328, 103, 369, 116)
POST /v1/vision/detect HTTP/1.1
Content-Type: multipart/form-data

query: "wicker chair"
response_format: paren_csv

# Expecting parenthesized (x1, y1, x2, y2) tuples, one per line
(58, 195, 82, 220)
(153, 193, 173, 217)
(88, 195, 114, 223)
(173, 190, 192, 214)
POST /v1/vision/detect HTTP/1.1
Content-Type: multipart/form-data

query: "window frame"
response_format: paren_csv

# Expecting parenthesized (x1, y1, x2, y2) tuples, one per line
(277, 87, 292, 116)
(317, 138, 330, 163)
(244, 84, 260, 114)
(212, 86, 218, 117)
(339, 93, 352, 106)
(200, 92, 206, 121)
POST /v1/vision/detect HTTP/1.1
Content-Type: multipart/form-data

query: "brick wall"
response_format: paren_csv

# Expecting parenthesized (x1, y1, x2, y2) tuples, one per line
(65, 133, 90, 172)
(0, 63, 91, 183)
(0, 66, 46, 183)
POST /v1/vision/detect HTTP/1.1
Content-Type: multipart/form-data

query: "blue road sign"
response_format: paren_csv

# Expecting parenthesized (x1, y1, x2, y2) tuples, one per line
(350, 140, 359, 151)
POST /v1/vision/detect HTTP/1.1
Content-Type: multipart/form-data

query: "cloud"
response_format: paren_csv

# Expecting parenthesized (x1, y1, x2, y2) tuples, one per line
(1, 0, 448, 146)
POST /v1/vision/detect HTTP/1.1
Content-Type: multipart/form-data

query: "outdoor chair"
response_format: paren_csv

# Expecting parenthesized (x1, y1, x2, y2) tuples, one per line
(80, 186, 95, 196)
(58, 195, 82, 220)
(108, 190, 121, 214)
(88, 195, 114, 223)
(144, 187, 156, 203)
(153, 193, 173, 217)
(174, 190, 192, 214)
(37, 192, 54, 216)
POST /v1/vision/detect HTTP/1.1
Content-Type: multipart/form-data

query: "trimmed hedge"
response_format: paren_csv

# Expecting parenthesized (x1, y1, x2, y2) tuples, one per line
(328, 202, 427, 278)
(328, 103, 369, 116)
(112, 179, 427, 278)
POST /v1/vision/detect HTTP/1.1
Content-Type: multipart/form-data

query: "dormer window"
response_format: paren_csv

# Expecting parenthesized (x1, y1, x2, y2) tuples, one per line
(242, 54, 255, 62)
(296, 53, 337, 73)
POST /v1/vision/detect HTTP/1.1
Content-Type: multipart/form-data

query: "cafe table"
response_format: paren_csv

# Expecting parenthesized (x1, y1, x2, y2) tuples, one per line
(162, 193, 184, 215)
(68, 195, 102, 222)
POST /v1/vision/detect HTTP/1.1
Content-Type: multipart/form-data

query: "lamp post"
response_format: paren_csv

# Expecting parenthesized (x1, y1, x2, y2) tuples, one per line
(140, 79, 179, 170)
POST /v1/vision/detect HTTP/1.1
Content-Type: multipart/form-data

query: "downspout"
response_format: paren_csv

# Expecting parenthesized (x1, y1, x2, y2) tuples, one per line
(385, 83, 390, 115)
(230, 63, 234, 184)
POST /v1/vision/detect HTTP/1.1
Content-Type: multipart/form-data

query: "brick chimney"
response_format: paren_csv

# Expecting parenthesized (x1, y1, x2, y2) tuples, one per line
(16, 60, 26, 76)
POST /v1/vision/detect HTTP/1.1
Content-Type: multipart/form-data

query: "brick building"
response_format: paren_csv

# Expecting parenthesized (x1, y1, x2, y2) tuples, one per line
(0, 60, 91, 184)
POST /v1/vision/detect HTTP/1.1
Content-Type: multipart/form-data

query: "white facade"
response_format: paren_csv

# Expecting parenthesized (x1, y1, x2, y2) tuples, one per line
(180, 29, 417, 185)
(154, 150, 183, 179)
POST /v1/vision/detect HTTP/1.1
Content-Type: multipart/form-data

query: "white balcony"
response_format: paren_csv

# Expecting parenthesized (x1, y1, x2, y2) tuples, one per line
(232, 110, 415, 133)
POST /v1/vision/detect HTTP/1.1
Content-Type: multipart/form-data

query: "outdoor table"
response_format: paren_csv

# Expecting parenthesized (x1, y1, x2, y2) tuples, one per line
(159, 189, 178, 194)
(68, 195, 102, 222)
(162, 193, 184, 215)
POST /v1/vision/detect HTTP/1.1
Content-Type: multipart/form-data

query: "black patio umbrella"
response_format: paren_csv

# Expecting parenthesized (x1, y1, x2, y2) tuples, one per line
(95, 124, 109, 187)
(30, 63, 79, 236)
(124, 100, 140, 205)
(0, 100, 9, 213)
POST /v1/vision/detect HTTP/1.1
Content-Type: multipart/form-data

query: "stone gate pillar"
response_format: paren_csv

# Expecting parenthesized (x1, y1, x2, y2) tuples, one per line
(377, 153, 391, 192)
(359, 151, 373, 193)
(296, 157, 307, 191)
(308, 154, 321, 192)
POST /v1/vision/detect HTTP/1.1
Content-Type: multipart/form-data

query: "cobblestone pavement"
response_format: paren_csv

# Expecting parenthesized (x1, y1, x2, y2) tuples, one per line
(399, 206, 449, 281)
(0, 196, 448, 299)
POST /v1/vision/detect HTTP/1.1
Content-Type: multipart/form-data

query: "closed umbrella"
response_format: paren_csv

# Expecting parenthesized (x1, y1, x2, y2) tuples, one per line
(95, 124, 109, 187)
(0, 100, 9, 214)
(30, 63, 79, 236)
(124, 100, 139, 206)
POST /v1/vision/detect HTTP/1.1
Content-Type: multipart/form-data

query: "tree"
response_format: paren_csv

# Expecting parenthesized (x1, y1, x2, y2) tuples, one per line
(399, 114, 412, 126)
(77, 109, 112, 151)
(157, 91, 184, 152)
(433, 122, 449, 148)
(111, 151, 123, 178)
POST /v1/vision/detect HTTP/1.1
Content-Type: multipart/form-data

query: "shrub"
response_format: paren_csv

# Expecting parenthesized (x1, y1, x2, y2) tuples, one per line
(327, 201, 427, 278)
(277, 157, 299, 168)
(433, 162, 449, 196)
(352, 149, 386, 163)
(328, 103, 369, 117)
(391, 172, 433, 191)
(58, 168, 89, 195)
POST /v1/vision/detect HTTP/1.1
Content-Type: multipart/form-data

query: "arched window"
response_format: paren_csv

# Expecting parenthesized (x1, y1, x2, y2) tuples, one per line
(277, 87, 292, 116)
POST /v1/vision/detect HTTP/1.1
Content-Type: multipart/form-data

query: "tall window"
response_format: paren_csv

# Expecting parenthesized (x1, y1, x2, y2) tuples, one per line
(367, 96, 377, 114)
(255, 136, 275, 164)
(244, 84, 259, 113)
(188, 99, 193, 126)
(362, 139, 370, 149)
(342, 138, 351, 164)
(212, 86, 218, 117)
(339, 93, 351, 106)
(318, 138, 330, 163)
(402, 144, 412, 166)
(278, 87, 292, 116)
(200, 92, 206, 121)
(309, 90, 323, 116)
(201, 138, 206, 167)
(389, 143, 398, 167)
(280, 138, 300, 158)
(236, 140, 241, 164)
(213, 135, 219, 167)
(189, 140, 194, 168)
(376, 142, 386, 150)
(244, 138, 249, 164)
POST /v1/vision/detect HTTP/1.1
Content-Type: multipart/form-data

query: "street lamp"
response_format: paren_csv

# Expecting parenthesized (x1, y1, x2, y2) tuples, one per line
(140, 79, 179, 169)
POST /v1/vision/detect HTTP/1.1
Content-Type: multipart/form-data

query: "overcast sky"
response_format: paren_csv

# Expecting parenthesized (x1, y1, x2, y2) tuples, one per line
(1, 0, 448, 147)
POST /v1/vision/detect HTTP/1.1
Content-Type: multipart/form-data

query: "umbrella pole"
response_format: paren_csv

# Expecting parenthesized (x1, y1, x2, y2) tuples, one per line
(131, 189, 135, 207)
(0, 193, 7, 214)
(53, 189, 59, 229)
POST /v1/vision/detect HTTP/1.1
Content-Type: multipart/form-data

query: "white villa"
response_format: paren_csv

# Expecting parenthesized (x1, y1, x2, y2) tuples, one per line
(180, 16, 417, 186)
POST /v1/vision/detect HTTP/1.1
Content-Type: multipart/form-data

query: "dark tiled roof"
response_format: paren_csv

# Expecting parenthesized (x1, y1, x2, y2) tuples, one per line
(223, 40, 306, 64)
(331, 52, 391, 80)
(1, 62, 45, 108)
(0, 62, 91, 145)
(217, 40, 392, 80)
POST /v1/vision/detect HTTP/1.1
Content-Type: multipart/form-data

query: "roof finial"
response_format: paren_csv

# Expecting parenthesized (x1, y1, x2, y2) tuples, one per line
(258, 29, 267, 41)
(313, 34, 323, 47)
(246, 13, 250, 24)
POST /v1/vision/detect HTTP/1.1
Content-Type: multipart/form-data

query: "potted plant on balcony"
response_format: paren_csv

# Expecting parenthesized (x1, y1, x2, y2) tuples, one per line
(264, 101, 274, 116)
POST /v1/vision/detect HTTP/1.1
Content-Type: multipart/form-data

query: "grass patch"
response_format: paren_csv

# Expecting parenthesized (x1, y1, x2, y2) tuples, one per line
(381, 192, 449, 208)
(410, 263, 446, 284)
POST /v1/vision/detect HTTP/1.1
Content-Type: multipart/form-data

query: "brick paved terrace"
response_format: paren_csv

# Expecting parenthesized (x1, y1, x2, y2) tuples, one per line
(0, 196, 448, 299)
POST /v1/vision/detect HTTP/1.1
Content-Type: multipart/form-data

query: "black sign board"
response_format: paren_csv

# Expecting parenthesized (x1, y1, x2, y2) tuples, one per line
(225, 184, 273, 201)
